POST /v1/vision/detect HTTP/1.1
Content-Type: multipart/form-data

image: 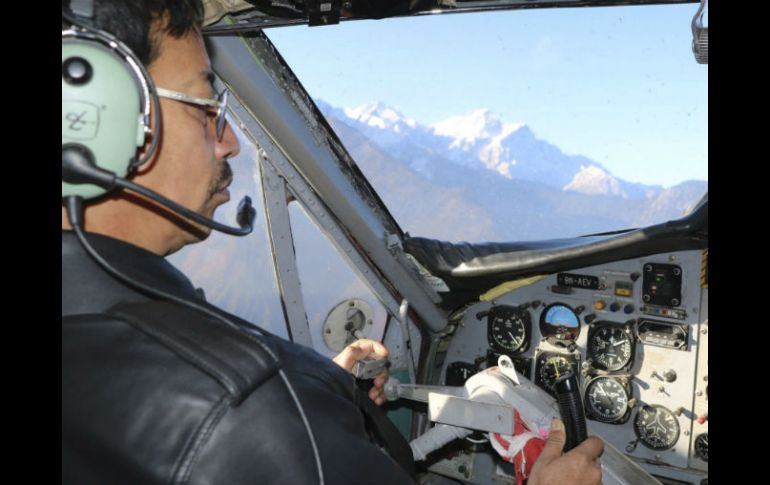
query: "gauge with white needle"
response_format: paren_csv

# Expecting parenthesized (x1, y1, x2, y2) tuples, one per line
(585, 376, 630, 423)
(634, 405, 680, 450)
(588, 323, 634, 371)
(487, 306, 530, 353)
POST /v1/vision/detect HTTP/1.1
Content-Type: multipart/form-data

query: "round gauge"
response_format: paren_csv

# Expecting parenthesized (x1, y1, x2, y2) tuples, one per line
(694, 433, 708, 462)
(584, 377, 629, 423)
(588, 324, 633, 371)
(540, 303, 580, 343)
(633, 405, 681, 451)
(537, 354, 574, 393)
(488, 307, 530, 353)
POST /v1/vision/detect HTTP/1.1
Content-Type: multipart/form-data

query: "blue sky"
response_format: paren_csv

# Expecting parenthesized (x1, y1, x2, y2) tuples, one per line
(267, 3, 707, 187)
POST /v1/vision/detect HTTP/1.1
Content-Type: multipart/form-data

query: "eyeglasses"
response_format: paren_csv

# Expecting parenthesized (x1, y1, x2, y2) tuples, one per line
(156, 86, 229, 140)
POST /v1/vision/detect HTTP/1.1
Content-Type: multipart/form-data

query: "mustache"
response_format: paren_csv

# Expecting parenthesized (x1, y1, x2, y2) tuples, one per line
(209, 161, 234, 197)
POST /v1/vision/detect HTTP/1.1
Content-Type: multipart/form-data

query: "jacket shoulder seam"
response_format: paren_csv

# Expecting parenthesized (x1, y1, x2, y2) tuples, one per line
(172, 393, 233, 484)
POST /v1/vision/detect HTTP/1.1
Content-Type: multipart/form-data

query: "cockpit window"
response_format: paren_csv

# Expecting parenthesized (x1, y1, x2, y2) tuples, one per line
(288, 201, 389, 360)
(268, 3, 707, 242)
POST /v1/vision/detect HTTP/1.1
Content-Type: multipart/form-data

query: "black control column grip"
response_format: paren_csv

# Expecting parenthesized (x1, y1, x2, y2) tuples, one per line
(553, 372, 588, 452)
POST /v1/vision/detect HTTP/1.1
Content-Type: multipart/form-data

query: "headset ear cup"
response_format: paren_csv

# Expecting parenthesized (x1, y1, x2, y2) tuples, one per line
(62, 34, 148, 200)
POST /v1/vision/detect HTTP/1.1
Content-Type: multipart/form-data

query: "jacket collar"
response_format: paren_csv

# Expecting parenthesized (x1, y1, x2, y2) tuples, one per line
(62, 231, 200, 316)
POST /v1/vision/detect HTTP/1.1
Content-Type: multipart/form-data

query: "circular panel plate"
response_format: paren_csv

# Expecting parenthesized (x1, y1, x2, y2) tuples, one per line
(322, 299, 374, 352)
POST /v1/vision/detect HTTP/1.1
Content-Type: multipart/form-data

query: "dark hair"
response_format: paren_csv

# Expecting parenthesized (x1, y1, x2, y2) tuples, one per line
(63, 0, 204, 65)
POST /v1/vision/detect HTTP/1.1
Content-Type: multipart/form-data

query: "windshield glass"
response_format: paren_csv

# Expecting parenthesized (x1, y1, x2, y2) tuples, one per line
(268, 3, 707, 242)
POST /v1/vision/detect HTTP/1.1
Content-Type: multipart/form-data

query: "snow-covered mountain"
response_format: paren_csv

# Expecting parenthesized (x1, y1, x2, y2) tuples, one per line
(343, 101, 418, 133)
(316, 99, 706, 241)
(429, 108, 523, 178)
(564, 165, 624, 196)
(318, 100, 666, 198)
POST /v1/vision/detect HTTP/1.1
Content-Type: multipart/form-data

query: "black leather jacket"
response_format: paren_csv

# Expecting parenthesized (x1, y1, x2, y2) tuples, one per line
(62, 231, 414, 484)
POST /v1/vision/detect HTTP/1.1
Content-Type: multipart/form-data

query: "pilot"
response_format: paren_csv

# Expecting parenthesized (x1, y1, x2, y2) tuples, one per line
(61, 1, 603, 484)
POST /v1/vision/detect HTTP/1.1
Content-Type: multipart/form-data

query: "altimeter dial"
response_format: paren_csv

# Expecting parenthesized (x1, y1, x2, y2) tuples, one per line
(584, 377, 629, 423)
(588, 324, 634, 371)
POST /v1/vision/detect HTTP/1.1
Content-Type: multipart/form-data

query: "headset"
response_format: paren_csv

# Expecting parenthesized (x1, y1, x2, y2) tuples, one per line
(61, 5, 255, 236)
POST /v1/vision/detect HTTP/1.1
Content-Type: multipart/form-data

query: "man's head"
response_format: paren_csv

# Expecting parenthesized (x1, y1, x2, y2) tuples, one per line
(62, 0, 241, 255)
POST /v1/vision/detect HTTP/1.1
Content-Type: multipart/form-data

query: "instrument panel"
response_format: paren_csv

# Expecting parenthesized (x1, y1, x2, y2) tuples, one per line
(434, 250, 708, 485)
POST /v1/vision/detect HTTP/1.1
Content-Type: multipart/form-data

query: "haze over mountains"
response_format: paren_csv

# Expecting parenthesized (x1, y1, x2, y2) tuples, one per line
(317, 99, 707, 242)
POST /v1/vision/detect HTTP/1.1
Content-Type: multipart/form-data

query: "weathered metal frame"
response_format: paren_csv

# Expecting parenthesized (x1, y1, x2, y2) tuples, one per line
(259, 158, 314, 347)
(203, 0, 699, 32)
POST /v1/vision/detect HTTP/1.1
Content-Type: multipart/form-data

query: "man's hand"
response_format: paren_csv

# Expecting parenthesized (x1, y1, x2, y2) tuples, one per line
(528, 419, 604, 485)
(333, 339, 389, 406)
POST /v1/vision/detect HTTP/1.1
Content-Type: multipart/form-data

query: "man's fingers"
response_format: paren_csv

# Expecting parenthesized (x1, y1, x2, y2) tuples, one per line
(331, 347, 358, 371)
(348, 339, 389, 362)
(332, 339, 390, 374)
(372, 340, 388, 357)
(539, 419, 567, 463)
(351, 339, 388, 359)
(571, 436, 604, 460)
(373, 370, 388, 388)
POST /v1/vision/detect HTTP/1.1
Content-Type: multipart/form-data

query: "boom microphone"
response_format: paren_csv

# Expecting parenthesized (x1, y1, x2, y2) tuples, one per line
(62, 145, 255, 236)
